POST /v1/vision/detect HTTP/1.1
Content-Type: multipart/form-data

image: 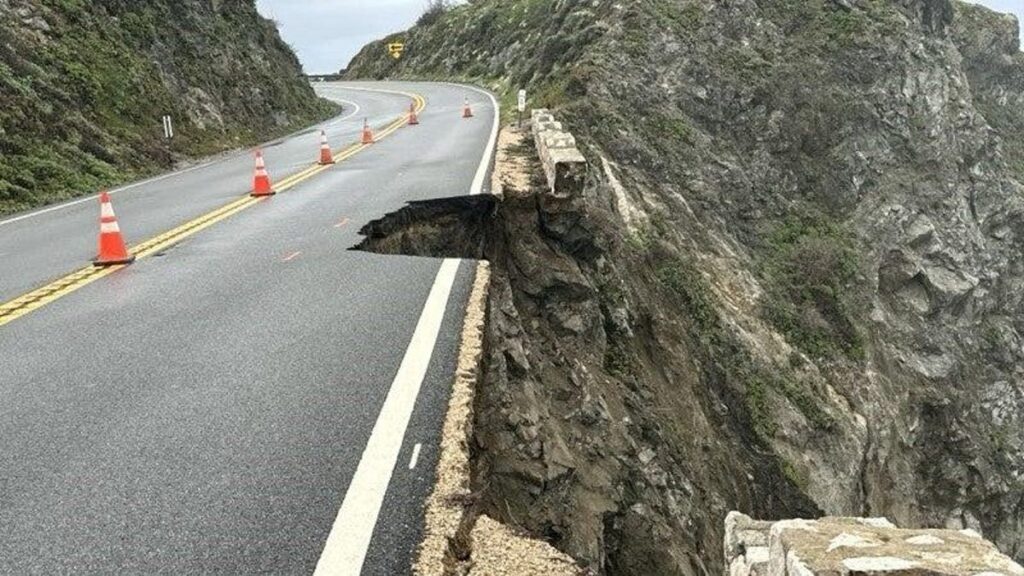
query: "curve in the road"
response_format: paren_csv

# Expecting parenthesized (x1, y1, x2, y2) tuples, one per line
(0, 98, 365, 231)
(0, 91, 426, 328)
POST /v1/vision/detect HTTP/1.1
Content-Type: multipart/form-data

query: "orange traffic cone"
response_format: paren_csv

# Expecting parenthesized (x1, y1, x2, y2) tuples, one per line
(462, 98, 473, 119)
(94, 192, 134, 266)
(408, 102, 420, 126)
(361, 119, 375, 144)
(318, 130, 335, 165)
(251, 149, 275, 197)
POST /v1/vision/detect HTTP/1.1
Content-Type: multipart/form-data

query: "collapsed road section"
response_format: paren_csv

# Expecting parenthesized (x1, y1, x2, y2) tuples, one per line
(354, 111, 591, 575)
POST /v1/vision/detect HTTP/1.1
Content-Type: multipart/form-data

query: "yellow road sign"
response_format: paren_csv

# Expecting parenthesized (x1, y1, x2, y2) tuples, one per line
(387, 42, 405, 60)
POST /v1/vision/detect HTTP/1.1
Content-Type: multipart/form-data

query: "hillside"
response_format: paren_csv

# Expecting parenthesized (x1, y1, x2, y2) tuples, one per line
(0, 0, 336, 215)
(347, 1, 1024, 574)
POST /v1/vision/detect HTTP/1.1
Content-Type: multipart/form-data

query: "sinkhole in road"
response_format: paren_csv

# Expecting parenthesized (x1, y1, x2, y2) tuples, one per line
(352, 194, 501, 260)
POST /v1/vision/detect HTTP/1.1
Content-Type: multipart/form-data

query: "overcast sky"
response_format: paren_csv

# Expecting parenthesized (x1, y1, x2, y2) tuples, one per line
(255, 0, 1023, 74)
(255, 0, 424, 73)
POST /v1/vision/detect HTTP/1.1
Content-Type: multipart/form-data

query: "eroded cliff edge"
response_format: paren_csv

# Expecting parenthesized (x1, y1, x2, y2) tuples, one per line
(349, 1, 1024, 574)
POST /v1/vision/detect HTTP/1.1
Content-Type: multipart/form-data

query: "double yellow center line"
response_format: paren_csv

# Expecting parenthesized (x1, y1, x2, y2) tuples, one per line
(0, 92, 427, 328)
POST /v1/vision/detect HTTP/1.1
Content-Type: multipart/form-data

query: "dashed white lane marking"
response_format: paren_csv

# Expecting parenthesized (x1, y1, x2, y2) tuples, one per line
(408, 443, 423, 470)
(312, 83, 500, 576)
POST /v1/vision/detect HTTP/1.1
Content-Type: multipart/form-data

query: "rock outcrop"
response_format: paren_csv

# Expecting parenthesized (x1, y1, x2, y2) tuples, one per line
(348, 0, 1024, 574)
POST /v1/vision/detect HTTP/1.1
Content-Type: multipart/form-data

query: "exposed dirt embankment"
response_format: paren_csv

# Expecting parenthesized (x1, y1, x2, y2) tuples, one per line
(470, 126, 824, 576)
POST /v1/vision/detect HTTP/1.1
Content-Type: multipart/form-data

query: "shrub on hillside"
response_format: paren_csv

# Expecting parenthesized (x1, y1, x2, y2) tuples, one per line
(417, 0, 451, 27)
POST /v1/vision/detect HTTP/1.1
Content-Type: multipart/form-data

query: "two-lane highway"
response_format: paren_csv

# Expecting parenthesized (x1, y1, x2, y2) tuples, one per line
(0, 82, 498, 575)
(0, 86, 410, 302)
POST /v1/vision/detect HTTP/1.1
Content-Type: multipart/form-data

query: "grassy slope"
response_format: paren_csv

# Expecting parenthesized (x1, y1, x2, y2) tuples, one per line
(345, 0, 609, 117)
(0, 0, 338, 215)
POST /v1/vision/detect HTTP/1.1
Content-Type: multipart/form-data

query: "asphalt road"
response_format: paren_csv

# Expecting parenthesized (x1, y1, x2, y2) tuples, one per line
(0, 85, 412, 302)
(0, 82, 497, 575)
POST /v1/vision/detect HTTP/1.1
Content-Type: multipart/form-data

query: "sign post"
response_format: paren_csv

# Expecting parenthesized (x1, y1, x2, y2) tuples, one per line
(517, 89, 527, 128)
(162, 115, 174, 140)
(387, 42, 405, 60)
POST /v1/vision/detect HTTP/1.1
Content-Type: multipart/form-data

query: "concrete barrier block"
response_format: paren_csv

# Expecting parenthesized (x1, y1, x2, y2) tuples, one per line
(549, 147, 587, 198)
(533, 121, 563, 145)
(723, 513, 1024, 576)
(529, 109, 588, 197)
(725, 511, 774, 561)
(531, 109, 551, 122)
(543, 131, 577, 150)
(535, 120, 562, 131)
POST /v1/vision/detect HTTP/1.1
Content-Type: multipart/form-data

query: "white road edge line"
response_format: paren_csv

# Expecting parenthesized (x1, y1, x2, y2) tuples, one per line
(313, 258, 459, 576)
(312, 83, 499, 576)
(322, 98, 361, 127)
(408, 443, 423, 470)
(0, 160, 213, 227)
(0, 97, 364, 228)
(462, 84, 501, 196)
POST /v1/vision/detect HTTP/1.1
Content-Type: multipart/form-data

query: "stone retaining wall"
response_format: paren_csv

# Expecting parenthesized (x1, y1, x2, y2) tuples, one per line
(530, 109, 587, 197)
(725, 511, 1024, 576)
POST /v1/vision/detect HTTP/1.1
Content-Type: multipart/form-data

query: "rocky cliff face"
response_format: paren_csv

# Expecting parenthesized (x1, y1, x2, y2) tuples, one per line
(348, 1, 1024, 574)
(0, 0, 336, 214)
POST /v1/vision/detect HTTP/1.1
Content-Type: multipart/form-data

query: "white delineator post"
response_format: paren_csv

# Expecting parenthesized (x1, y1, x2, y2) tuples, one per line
(162, 115, 174, 140)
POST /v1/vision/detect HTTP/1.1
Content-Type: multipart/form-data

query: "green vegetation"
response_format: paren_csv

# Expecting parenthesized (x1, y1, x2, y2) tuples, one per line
(417, 0, 453, 27)
(645, 114, 693, 146)
(0, 1, 337, 216)
(345, 0, 610, 122)
(651, 246, 835, 437)
(780, 459, 808, 491)
(762, 0, 902, 50)
(655, 262, 717, 337)
(603, 323, 640, 381)
(760, 214, 864, 361)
